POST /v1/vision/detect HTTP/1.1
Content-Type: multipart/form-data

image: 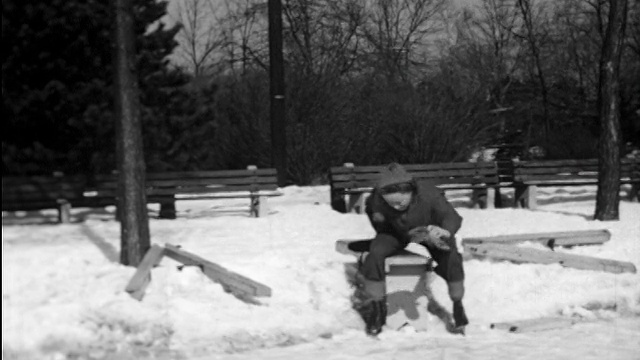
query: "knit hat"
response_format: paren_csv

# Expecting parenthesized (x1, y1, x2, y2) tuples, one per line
(377, 163, 413, 189)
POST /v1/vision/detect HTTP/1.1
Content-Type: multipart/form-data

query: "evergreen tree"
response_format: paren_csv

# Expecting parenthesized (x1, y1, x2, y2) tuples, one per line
(2, 0, 181, 175)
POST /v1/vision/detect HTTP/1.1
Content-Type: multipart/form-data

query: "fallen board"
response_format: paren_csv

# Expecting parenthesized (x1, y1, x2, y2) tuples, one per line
(462, 229, 611, 248)
(491, 317, 580, 333)
(464, 243, 636, 274)
(125, 245, 166, 301)
(164, 244, 272, 297)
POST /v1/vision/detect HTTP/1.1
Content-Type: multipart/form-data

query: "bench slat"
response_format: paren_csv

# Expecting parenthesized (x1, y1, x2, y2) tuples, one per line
(93, 169, 277, 182)
(330, 162, 495, 175)
(331, 170, 497, 183)
(91, 176, 279, 189)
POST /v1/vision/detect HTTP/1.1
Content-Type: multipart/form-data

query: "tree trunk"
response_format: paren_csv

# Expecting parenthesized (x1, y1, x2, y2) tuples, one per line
(268, 0, 287, 187)
(595, 0, 628, 221)
(114, 0, 151, 265)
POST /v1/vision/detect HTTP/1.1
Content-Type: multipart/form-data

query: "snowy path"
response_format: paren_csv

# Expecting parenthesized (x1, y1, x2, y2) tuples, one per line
(205, 318, 640, 360)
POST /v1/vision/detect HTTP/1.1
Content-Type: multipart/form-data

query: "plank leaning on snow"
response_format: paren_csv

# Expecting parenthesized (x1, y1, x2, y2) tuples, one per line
(464, 243, 637, 274)
(163, 244, 272, 297)
(125, 245, 166, 301)
(462, 229, 611, 247)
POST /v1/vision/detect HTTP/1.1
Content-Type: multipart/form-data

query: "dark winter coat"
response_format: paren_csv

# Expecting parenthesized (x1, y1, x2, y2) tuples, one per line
(365, 164, 463, 244)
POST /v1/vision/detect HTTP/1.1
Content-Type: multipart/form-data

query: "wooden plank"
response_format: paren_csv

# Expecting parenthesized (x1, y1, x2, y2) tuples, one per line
(91, 169, 278, 183)
(330, 162, 496, 175)
(148, 184, 278, 195)
(2, 175, 88, 185)
(464, 243, 637, 274)
(462, 230, 611, 247)
(147, 168, 278, 179)
(163, 244, 272, 297)
(331, 170, 497, 183)
(147, 176, 278, 187)
(125, 245, 166, 301)
(514, 159, 599, 167)
(490, 317, 580, 333)
(514, 166, 598, 175)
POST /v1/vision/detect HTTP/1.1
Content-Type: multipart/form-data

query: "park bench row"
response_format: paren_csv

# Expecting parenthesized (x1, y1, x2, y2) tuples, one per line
(4, 158, 639, 222)
(329, 158, 640, 213)
(2, 166, 282, 223)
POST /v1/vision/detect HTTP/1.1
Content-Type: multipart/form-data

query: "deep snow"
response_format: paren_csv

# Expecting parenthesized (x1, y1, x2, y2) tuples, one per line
(3, 185, 639, 359)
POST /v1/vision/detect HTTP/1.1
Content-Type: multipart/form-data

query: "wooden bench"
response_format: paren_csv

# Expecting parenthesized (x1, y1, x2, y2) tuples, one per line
(85, 166, 282, 218)
(2, 174, 89, 223)
(512, 158, 640, 208)
(329, 162, 500, 213)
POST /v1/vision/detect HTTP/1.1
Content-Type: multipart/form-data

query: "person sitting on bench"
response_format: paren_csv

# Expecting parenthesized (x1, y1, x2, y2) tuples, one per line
(355, 162, 468, 335)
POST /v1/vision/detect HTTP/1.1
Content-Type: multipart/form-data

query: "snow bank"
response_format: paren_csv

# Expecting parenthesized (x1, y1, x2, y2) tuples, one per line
(3, 185, 639, 359)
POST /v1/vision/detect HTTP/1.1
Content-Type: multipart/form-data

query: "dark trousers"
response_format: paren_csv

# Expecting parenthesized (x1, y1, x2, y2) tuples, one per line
(360, 233, 465, 284)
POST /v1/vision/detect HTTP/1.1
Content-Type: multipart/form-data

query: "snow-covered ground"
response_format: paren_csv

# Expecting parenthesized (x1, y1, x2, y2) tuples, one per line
(3, 185, 639, 360)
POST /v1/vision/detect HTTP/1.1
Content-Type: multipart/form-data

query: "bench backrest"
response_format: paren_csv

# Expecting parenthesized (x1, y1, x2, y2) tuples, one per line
(330, 162, 499, 192)
(2, 175, 88, 210)
(87, 167, 279, 201)
(513, 158, 639, 185)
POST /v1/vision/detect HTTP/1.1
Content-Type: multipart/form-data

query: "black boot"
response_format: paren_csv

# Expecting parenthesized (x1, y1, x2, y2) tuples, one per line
(453, 300, 469, 330)
(362, 298, 387, 336)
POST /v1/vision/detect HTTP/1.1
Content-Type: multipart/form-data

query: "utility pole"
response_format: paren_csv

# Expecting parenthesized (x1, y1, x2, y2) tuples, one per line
(268, 0, 287, 186)
(114, 0, 151, 265)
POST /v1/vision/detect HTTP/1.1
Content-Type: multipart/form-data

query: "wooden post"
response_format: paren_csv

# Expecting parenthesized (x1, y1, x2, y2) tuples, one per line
(486, 187, 496, 209)
(57, 200, 71, 224)
(524, 185, 538, 209)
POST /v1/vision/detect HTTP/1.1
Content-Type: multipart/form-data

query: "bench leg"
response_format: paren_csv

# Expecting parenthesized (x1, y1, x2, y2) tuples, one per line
(330, 189, 347, 213)
(630, 183, 639, 202)
(158, 196, 177, 219)
(515, 185, 538, 209)
(524, 185, 538, 209)
(486, 187, 495, 209)
(57, 200, 71, 223)
(250, 195, 269, 217)
(470, 188, 486, 208)
(514, 185, 527, 208)
(347, 193, 365, 214)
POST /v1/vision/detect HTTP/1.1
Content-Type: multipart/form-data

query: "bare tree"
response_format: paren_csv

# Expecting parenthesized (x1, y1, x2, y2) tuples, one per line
(360, 0, 448, 81)
(217, 0, 270, 74)
(595, 0, 628, 221)
(515, 0, 552, 136)
(113, 0, 151, 266)
(455, 0, 523, 109)
(173, 0, 225, 76)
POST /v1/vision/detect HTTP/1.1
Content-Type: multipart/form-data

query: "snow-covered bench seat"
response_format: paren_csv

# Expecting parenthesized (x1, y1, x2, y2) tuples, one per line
(329, 162, 500, 213)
